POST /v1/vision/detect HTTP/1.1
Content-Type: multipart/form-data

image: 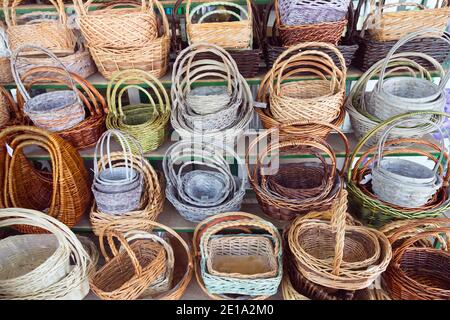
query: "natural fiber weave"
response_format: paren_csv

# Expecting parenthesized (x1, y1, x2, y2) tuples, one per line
(277, 0, 351, 25)
(0, 86, 20, 129)
(3, 0, 76, 55)
(0, 126, 91, 233)
(0, 28, 13, 83)
(0, 208, 94, 300)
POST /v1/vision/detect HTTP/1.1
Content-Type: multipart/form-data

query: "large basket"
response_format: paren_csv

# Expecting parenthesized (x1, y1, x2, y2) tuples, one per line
(380, 218, 450, 300)
(186, 0, 253, 49)
(0, 208, 95, 300)
(193, 212, 282, 299)
(347, 112, 450, 228)
(0, 126, 91, 233)
(16, 66, 107, 149)
(88, 0, 170, 80)
(0, 28, 13, 83)
(364, 0, 450, 42)
(106, 69, 170, 152)
(3, 0, 76, 55)
(277, 0, 350, 25)
(74, 0, 158, 48)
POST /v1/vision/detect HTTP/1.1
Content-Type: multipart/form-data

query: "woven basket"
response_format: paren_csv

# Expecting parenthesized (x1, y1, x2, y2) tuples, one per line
(277, 0, 351, 25)
(193, 212, 282, 299)
(106, 69, 170, 152)
(0, 86, 20, 129)
(16, 66, 106, 149)
(0, 126, 91, 233)
(186, 0, 253, 49)
(164, 140, 246, 222)
(364, 0, 450, 42)
(74, 0, 158, 48)
(88, 0, 170, 80)
(3, 0, 76, 55)
(0, 208, 95, 300)
(247, 121, 350, 221)
(0, 28, 13, 83)
(380, 218, 450, 300)
(347, 111, 450, 228)
(11, 45, 86, 132)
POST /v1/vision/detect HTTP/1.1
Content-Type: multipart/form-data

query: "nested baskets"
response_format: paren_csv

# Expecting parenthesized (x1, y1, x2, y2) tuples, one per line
(185, 0, 253, 49)
(0, 208, 95, 300)
(347, 112, 450, 228)
(287, 189, 392, 297)
(16, 66, 107, 149)
(193, 212, 282, 299)
(3, 0, 76, 55)
(380, 218, 450, 300)
(0, 126, 91, 233)
(364, 0, 450, 42)
(171, 43, 253, 143)
(163, 140, 246, 223)
(11, 45, 85, 132)
(106, 69, 170, 152)
(0, 28, 13, 83)
(247, 121, 350, 221)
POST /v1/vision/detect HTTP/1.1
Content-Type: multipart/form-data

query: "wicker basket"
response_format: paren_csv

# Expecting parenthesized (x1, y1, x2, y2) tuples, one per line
(0, 28, 13, 83)
(277, 0, 351, 25)
(88, 0, 170, 80)
(0, 208, 95, 300)
(3, 0, 76, 55)
(0, 86, 20, 129)
(380, 218, 450, 300)
(106, 69, 170, 152)
(193, 212, 282, 299)
(0, 126, 91, 233)
(186, 0, 253, 49)
(364, 0, 450, 42)
(16, 66, 106, 149)
(164, 140, 246, 222)
(347, 111, 450, 228)
(74, 0, 158, 48)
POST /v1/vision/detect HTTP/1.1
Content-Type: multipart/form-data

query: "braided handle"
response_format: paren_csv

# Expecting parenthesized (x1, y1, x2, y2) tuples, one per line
(4, 0, 68, 27)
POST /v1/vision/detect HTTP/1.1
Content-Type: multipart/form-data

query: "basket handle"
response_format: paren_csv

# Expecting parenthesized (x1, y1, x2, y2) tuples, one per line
(376, 29, 450, 93)
(375, 118, 448, 177)
(10, 45, 81, 105)
(186, 0, 252, 24)
(4, 0, 68, 26)
(329, 187, 348, 276)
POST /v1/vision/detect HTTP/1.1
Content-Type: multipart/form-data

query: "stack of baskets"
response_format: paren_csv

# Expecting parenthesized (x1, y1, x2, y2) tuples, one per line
(163, 140, 246, 223)
(347, 112, 450, 227)
(353, 0, 450, 71)
(172, 0, 262, 77)
(193, 212, 282, 299)
(74, 0, 170, 80)
(106, 69, 171, 152)
(90, 130, 164, 235)
(257, 42, 346, 137)
(274, 0, 350, 46)
(247, 121, 349, 221)
(346, 30, 449, 145)
(285, 189, 392, 300)
(171, 43, 253, 144)
(380, 218, 450, 300)
(0, 126, 91, 232)
(0, 208, 97, 300)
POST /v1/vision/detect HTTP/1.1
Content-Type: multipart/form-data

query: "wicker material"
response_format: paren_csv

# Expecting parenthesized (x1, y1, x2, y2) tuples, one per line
(0, 126, 91, 233)
(0, 86, 20, 129)
(347, 111, 450, 228)
(106, 69, 170, 152)
(247, 121, 350, 221)
(364, 0, 450, 42)
(88, 0, 170, 80)
(380, 218, 450, 300)
(16, 66, 107, 149)
(3, 0, 76, 55)
(0, 208, 95, 300)
(186, 0, 253, 49)
(74, 0, 158, 48)
(278, 0, 350, 25)
(0, 28, 13, 83)
(193, 212, 282, 299)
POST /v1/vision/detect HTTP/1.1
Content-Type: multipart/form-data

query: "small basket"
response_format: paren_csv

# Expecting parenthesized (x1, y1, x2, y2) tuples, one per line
(193, 212, 282, 299)
(11, 45, 85, 132)
(74, 0, 158, 48)
(106, 69, 171, 152)
(277, 0, 351, 25)
(380, 218, 450, 300)
(3, 0, 76, 55)
(0, 28, 13, 83)
(0, 208, 95, 300)
(186, 0, 253, 49)
(364, 0, 450, 42)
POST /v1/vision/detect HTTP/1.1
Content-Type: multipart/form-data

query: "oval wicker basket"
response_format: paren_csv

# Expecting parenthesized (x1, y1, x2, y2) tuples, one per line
(277, 0, 351, 25)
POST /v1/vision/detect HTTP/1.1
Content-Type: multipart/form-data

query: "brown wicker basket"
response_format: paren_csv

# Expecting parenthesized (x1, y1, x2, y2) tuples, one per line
(0, 86, 20, 129)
